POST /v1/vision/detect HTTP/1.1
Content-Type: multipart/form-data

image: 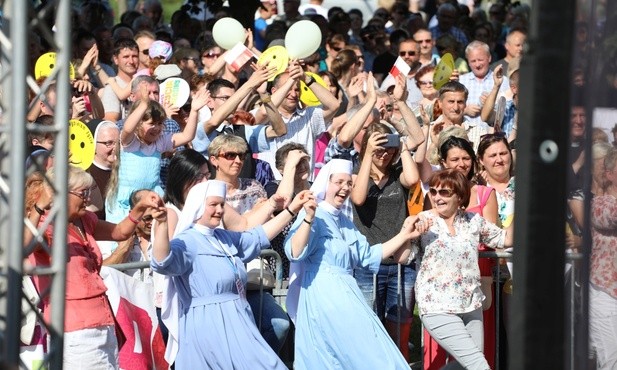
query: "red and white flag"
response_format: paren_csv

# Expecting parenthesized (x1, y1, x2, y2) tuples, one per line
(102, 266, 169, 370)
(389, 56, 411, 78)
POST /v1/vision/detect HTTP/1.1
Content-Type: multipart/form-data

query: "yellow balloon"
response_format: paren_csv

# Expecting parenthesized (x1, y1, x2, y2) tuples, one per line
(258, 46, 289, 82)
(300, 72, 327, 107)
(68, 119, 95, 170)
(35, 52, 75, 80)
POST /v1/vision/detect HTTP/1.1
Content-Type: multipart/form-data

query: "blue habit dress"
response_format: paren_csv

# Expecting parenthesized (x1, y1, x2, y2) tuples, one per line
(151, 224, 287, 369)
(284, 202, 410, 370)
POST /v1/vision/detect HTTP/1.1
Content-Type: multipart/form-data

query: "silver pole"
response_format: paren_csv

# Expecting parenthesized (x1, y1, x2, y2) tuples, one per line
(4, 0, 27, 365)
(48, 0, 71, 367)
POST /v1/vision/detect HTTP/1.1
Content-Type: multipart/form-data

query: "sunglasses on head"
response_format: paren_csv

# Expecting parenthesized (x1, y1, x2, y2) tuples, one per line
(480, 131, 507, 142)
(219, 152, 248, 161)
(428, 187, 455, 197)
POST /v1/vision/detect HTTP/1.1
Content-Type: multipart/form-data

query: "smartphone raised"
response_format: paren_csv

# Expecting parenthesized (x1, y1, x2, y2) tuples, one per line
(384, 133, 400, 148)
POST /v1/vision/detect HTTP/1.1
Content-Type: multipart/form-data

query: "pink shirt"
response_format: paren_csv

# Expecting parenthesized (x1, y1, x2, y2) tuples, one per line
(591, 195, 617, 299)
(31, 211, 114, 332)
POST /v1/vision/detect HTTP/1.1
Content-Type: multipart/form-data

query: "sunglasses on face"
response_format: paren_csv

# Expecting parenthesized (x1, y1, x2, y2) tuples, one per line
(141, 214, 154, 222)
(219, 152, 248, 161)
(399, 51, 417, 57)
(331, 45, 343, 52)
(69, 188, 92, 200)
(142, 49, 149, 56)
(428, 187, 455, 197)
(202, 52, 221, 59)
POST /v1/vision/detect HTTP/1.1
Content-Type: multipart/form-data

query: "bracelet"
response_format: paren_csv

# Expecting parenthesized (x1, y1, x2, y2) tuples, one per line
(303, 218, 313, 225)
(127, 213, 141, 224)
(285, 207, 296, 217)
(306, 76, 315, 87)
(33, 204, 45, 216)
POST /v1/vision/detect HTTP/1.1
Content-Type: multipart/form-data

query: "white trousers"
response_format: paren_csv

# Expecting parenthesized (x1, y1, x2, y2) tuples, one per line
(63, 325, 118, 370)
(589, 284, 617, 370)
(422, 308, 490, 370)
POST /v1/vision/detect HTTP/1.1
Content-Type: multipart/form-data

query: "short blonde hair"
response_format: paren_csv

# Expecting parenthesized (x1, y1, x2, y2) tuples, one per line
(48, 165, 94, 191)
(208, 135, 248, 157)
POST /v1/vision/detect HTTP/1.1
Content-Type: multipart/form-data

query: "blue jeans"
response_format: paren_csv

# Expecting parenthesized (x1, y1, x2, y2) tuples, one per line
(355, 264, 417, 323)
(246, 290, 290, 353)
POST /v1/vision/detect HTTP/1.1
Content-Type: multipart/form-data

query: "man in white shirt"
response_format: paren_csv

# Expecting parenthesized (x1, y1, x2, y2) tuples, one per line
(254, 61, 340, 179)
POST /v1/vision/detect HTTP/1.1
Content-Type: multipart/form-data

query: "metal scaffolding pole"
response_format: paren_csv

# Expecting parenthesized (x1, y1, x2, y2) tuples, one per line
(0, 0, 71, 367)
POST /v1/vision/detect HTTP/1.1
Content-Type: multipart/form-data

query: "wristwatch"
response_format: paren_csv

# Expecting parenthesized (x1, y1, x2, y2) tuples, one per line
(305, 75, 315, 87)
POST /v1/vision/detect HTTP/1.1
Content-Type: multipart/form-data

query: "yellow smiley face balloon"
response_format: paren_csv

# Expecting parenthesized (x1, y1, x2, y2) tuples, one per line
(35, 52, 76, 81)
(68, 119, 95, 170)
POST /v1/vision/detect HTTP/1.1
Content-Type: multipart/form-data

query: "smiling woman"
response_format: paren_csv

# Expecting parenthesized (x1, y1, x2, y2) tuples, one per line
(24, 166, 165, 369)
(414, 169, 513, 370)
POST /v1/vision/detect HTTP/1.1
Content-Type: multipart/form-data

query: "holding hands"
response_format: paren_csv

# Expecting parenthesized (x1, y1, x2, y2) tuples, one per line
(400, 215, 432, 240)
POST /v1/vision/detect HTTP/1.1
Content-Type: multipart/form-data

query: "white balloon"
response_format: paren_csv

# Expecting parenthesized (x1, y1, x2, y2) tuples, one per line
(285, 20, 322, 59)
(212, 17, 245, 50)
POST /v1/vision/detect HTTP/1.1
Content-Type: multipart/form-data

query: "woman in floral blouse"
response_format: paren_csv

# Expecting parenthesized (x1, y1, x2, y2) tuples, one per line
(414, 169, 513, 370)
(590, 147, 617, 369)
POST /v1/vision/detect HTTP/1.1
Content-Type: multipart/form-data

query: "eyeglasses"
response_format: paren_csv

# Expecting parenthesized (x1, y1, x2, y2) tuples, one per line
(212, 95, 231, 101)
(399, 51, 417, 57)
(330, 179, 353, 188)
(428, 187, 455, 197)
(418, 80, 433, 86)
(203, 53, 221, 59)
(416, 39, 432, 44)
(69, 188, 92, 201)
(196, 171, 210, 181)
(142, 214, 154, 222)
(219, 152, 247, 161)
(96, 140, 116, 148)
(142, 49, 149, 56)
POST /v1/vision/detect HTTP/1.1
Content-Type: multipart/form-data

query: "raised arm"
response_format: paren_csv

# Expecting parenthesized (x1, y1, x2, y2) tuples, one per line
(289, 195, 318, 258)
(480, 64, 504, 123)
(301, 72, 340, 122)
(391, 74, 425, 150)
(120, 84, 150, 146)
(204, 64, 277, 135)
(171, 88, 210, 147)
(399, 140, 420, 188)
(262, 190, 313, 240)
(94, 191, 165, 241)
(260, 92, 287, 138)
(338, 73, 377, 147)
(276, 150, 310, 199)
(351, 132, 387, 206)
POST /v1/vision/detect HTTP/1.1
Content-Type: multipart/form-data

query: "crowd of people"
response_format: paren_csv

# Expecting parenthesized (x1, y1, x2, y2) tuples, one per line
(18, 0, 614, 369)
